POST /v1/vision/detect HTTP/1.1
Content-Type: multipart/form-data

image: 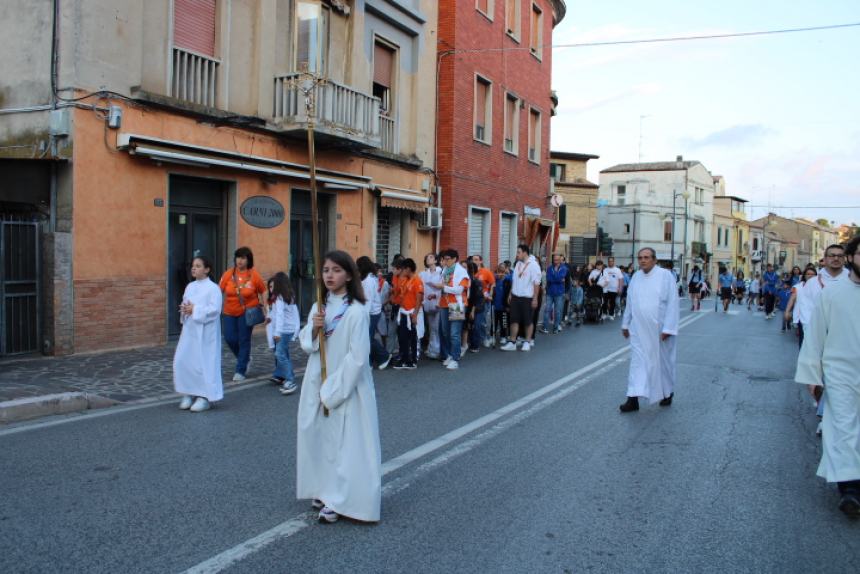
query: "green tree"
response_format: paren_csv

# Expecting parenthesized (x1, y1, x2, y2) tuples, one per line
(816, 218, 831, 228)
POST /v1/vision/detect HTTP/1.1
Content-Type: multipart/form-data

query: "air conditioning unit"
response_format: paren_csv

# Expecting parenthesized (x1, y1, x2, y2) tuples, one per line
(419, 206, 442, 230)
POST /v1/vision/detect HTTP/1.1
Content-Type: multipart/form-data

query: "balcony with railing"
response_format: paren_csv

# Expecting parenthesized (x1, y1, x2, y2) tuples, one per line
(171, 47, 219, 108)
(273, 74, 397, 153)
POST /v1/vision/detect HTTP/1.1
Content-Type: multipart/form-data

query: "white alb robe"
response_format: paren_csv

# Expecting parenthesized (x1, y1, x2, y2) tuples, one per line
(297, 293, 382, 522)
(622, 266, 680, 404)
(173, 278, 223, 401)
(795, 277, 860, 482)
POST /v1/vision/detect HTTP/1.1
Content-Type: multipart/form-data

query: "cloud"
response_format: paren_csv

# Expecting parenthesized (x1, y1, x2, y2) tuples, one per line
(682, 124, 774, 149)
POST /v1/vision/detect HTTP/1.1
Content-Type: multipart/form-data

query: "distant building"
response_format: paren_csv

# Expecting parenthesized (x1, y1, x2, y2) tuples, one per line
(749, 214, 838, 269)
(597, 156, 715, 278)
(712, 193, 750, 278)
(549, 151, 599, 266)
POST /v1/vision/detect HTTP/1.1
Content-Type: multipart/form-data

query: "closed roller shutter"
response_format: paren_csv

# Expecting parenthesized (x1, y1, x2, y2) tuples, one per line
(174, 0, 216, 57)
(469, 210, 486, 261)
(499, 213, 515, 264)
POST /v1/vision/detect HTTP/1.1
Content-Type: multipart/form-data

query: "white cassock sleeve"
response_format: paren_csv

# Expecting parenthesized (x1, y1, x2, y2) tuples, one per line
(189, 283, 222, 324)
(795, 294, 826, 386)
(299, 304, 320, 353)
(661, 271, 680, 336)
(319, 309, 370, 411)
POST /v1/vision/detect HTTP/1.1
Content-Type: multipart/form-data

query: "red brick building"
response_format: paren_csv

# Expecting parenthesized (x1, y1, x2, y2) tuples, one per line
(436, 0, 566, 265)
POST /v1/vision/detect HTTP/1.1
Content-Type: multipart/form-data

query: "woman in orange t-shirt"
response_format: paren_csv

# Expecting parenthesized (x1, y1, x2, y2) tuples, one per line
(219, 246, 267, 381)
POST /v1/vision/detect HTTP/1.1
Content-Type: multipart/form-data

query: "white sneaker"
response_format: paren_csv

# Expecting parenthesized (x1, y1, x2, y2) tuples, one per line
(500, 337, 509, 345)
(378, 354, 393, 370)
(189, 397, 211, 412)
(500, 341, 517, 351)
(232, 373, 246, 382)
(446, 360, 459, 370)
(608, 315, 615, 321)
(521, 341, 531, 352)
(318, 506, 338, 523)
(311, 498, 324, 510)
(178, 395, 194, 410)
(443, 356, 453, 366)
(483, 338, 493, 348)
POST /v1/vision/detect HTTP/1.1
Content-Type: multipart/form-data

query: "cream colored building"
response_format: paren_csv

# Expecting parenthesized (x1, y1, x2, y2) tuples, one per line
(549, 151, 599, 266)
(712, 194, 750, 278)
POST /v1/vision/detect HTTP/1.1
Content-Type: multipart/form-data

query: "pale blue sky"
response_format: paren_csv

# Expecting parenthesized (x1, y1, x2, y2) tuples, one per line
(550, 0, 860, 226)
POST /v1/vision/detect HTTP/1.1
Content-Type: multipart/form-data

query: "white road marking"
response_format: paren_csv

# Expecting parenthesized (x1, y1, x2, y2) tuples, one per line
(181, 311, 707, 574)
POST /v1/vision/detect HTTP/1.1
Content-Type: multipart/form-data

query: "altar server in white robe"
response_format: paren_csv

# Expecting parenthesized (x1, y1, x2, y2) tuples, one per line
(620, 247, 680, 412)
(795, 235, 860, 517)
(174, 256, 223, 413)
(297, 250, 382, 524)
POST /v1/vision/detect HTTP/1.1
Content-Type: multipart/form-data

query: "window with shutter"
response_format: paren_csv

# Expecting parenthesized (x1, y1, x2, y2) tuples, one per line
(505, 0, 520, 38)
(559, 205, 567, 229)
(530, 3, 543, 58)
(500, 213, 516, 264)
(373, 42, 396, 114)
(504, 94, 518, 153)
(174, 0, 216, 57)
(474, 77, 491, 142)
(296, 1, 329, 74)
(469, 209, 490, 263)
(476, 0, 492, 17)
(527, 108, 541, 163)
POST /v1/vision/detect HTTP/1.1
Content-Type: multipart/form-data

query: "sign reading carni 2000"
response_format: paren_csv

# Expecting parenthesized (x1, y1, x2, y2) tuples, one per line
(240, 196, 285, 229)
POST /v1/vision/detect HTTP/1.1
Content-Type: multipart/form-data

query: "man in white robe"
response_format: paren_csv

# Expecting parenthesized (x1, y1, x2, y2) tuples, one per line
(620, 248, 680, 412)
(795, 235, 860, 517)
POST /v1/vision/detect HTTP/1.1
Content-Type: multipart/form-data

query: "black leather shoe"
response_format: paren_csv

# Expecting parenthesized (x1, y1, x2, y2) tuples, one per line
(619, 396, 639, 413)
(839, 493, 860, 518)
(659, 393, 674, 407)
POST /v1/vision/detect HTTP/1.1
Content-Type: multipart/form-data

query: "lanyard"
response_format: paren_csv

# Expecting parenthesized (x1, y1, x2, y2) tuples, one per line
(324, 301, 351, 337)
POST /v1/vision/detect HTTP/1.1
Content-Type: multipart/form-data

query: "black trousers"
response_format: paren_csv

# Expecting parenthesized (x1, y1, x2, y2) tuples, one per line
(763, 293, 776, 315)
(602, 292, 617, 316)
(397, 314, 417, 364)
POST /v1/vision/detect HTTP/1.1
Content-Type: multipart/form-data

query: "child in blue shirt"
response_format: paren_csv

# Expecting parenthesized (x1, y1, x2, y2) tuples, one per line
(776, 280, 793, 332)
(493, 264, 512, 344)
(570, 278, 585, 327)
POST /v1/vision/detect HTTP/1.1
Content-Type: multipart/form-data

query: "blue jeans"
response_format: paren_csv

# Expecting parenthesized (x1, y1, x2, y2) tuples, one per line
(543, 294, 565, 331)
(273, 332, 295, 381)
(439, 307, 463, 362)
(469, 307, 486, 350)
(368, 313, 390, 366)
(223, 314, 253, 375)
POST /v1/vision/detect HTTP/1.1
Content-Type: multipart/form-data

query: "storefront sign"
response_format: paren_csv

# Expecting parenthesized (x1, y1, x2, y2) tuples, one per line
(240, 196, 285, 229)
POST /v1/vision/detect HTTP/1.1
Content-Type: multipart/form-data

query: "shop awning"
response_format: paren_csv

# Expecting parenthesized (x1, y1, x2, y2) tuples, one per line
(375, 185, 430, 213)
(117, 133, 372, 190)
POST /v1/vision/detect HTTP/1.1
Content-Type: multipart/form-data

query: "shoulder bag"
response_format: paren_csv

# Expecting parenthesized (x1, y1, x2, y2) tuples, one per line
(234, 271, 265, 327)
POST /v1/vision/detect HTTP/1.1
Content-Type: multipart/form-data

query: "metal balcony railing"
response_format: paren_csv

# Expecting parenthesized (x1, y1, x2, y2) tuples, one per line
(273, 74, 387, 149)
(171, 47, 219, 107)
(379, 114, 396, 154)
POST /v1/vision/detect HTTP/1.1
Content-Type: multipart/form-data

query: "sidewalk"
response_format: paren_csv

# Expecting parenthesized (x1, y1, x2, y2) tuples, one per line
(0, 335, 307, 423)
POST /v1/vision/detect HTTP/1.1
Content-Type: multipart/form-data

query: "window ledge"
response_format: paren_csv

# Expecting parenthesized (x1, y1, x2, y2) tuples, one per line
(477, 9, 493, 22)
(506, 30, 521, 43)
(473, 137, 492, 147)
(530, 49, 543, 62)
(504, 148, 518, 157)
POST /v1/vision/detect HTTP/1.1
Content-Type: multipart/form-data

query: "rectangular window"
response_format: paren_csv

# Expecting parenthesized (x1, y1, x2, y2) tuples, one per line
(504, 93, 519, 154)
(469, 208, 491, 264)
(717, 227, 722, 246)
(616, 185, 626, 206)
(550, 162, 565, 181)
(527, 108, 541, 163)
(373, 41, 396, 115)
(724, 228, 730, 247)
(174, 0, 217, 57)
(476, 0, 493, 19)
(624, 223, 631, 234)
(505, 0, 520, 40)
(499, 213, 517, 264)
(530, 3, 543, 59)
(695, 187, 704, 205)
(664, 220, 673, 242)
(558, 204, 567, 228)
(474, 76, 492, 143)
(753, 237, 759, 251)
(296, 1, 330, 74)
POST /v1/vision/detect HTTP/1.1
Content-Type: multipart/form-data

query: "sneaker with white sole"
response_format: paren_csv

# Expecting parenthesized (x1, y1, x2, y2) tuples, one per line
(189, 397, 211, 412)
(279, 380, 298, 395)
(318, 506, 339, 523)
(483, 338, 493, 348)
(500, 341, 517, 351)
(500, 337, 509, 345)
(443, 356, 453, 366)
(521, 341, 531, 352)
(232, 373, 246, 382)
(446, 360, 459, 370)
(178, 395, 194, 410)
(311, 498, 324, 510)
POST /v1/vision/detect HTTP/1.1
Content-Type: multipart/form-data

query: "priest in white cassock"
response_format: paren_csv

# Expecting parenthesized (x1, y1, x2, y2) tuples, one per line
(173, 256, 223, 413)
(795, 235, 860, 517)
(297, 251, 382, 524)
(620, 247, 680, 412)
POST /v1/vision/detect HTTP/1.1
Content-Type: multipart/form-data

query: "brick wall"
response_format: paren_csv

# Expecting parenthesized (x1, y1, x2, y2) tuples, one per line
(73, 278, 166, 353)
(437, 0, 556, 265)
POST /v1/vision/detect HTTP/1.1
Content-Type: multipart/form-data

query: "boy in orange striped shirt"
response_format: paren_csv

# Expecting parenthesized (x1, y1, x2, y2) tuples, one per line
(393, 258, 423, 369)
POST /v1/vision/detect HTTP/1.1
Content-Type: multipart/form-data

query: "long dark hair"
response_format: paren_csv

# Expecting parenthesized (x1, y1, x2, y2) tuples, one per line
(269, 272, 295, 304)
(356, 255, 374, 280)
(323, 250, 366, 304)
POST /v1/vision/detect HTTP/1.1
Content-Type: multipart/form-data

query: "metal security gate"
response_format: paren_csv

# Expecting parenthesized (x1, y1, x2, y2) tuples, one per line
(1, 220, 40, 355)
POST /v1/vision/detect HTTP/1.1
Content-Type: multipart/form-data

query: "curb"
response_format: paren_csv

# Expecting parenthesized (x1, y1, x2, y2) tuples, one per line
(0, 392, 119, 424)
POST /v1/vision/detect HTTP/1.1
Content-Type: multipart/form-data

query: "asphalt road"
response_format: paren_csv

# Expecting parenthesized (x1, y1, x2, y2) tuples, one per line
(2, 303, 858, 573)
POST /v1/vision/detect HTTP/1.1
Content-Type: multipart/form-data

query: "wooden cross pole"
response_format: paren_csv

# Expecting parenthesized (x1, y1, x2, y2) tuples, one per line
(297, 69, 329, 417)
